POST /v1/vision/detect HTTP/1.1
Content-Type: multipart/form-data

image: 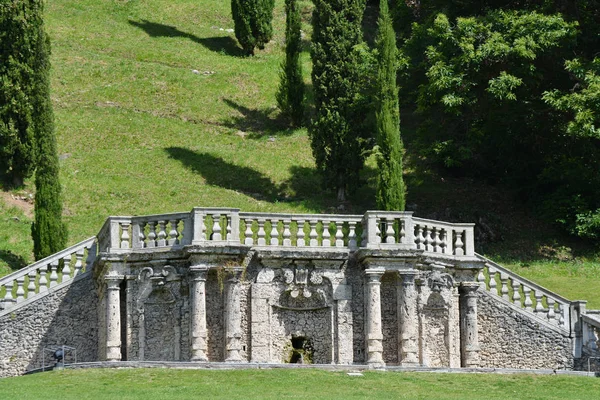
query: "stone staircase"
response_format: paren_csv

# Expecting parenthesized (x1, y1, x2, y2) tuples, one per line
(0, 207, 598, 376)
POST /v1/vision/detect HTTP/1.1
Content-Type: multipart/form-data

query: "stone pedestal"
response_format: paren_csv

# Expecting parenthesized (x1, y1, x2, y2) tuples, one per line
(190, 268, 208, 361)
(460, 282, 480, 367)
(398, 271, 419, 366)
(105, 276, 123, 361)
(365, 269, 385, 368)
(224, 270, 243, 362)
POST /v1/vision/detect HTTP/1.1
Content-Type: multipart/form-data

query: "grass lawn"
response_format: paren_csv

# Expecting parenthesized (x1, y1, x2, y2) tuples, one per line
(0, 368, 599, 400)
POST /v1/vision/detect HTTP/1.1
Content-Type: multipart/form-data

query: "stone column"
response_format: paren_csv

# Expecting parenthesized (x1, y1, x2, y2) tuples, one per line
(224, 270, 243, 362)
(190, 268, 208, 361)
(459, 282, 480, 368)
(105, 276, 123, 361)
(398, 271, 419, 366)
(365, 268, 385, 368)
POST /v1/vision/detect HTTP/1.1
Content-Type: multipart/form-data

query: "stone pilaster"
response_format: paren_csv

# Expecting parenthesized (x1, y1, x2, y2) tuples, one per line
(224, 270, 243, 362)
(190, 267, 208, 361)
(459, 282, 480, 367)
(105, 276, 123, 361)
(365, 268, 385, 368)
(398, 271, 419, 366)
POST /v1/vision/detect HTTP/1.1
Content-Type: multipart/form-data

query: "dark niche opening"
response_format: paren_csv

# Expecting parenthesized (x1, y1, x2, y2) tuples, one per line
(288, 336, 312, 364)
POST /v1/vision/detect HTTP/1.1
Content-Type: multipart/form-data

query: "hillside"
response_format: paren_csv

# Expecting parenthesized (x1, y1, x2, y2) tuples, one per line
(1, 0, 599, 306)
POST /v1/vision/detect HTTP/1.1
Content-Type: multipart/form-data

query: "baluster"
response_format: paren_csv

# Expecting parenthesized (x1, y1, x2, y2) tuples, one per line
(488, 266, 497, 295)
(335, 220, 344, 247)
(226, 217, 232, 241)
(257, 219, 266, 246)
(3, 280, 15, 305)
(309, 220, 318, 246)
(511, 279, 521, 306)
(146, 221, 157, 248)
(137, 222, 146, 248)
(476, 269, 486, 289)
(270, 219, 280, 246)
(522, 285, 533, 312)
(39, 265, 48, 293)
(557, 303, 564, 327)
(296, 220, 306, 247)
(454, 229, 465, 256)
(534, 290, 544, 315)
(385, 218, 395, 244)
(439, 229, 447, 253)
(28, 270, 37, 296)
(433, 228, 442, 253)
(168, 219, 180, 245)
(244, 218, 254, 245)
(209, 215, 220, 241)
(375, 219, 382, 244)
(15, 276, 25, 302)
(62, 255, 72, 282)
(49, 260, 59, 288)
(423, 226, 431, 252)
(283, 219, 292, 246)
(399, 219, 406, 243)
(85, 242, 96, 273)
(348, 221, 357, 249)
(499, 272, 509, 301)
(157, 220, 168, 246)
(322, 220, 331, 247)
(546, 298, 556, 324)
(120, 222, 130, 249)
(414, 225, 423, 249)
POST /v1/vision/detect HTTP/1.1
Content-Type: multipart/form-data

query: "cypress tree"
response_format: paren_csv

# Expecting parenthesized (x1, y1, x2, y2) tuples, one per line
(310, 0, 367, 202)
(375, 0, 405, 211)
(31, 9, 67, 260)
(276, 0, 305, 126)
(0, 0, 39, 187)
(231, 0, 275, 55)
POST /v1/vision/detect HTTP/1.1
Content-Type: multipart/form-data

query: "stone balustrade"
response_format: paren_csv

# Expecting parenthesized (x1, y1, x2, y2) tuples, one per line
(476, 255, 571, 331)
(0, 237, 97, 312)
(97, 208, 476, 257)
(582, 313, 600, 354)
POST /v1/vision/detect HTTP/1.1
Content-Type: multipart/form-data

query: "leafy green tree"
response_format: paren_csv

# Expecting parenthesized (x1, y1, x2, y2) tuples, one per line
(375, 0, 404, 211)
(310, 0, 369, 202)
(0, 0, 41, 187)
(30, 12, 67, 259)
(276, 0, 304, 126)
(231, 0, 275, 55)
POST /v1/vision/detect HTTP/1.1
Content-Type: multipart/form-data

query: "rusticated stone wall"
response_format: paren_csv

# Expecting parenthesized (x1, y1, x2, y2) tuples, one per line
(478, 291, 573, 369)
(0, 274, 98, 377)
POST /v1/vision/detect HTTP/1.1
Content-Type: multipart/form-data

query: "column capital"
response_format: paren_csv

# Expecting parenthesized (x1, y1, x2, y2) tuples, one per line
(398, 271, 418, 284)
(105, 275, 124, 290)
(365, 268, 385, 281)
(459, 281, 480, 296)
(189, 267, 208, 281)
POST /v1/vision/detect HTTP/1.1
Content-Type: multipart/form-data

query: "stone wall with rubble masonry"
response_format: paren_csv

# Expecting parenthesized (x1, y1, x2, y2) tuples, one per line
(0, 274, 98, 377)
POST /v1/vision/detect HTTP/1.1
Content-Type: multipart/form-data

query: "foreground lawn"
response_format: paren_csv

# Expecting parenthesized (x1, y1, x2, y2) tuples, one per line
(0, 368, 598, 400)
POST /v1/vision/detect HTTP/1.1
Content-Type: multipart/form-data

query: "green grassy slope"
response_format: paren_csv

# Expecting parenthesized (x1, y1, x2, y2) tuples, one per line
(0, 368, 599, 400)
(0, 0, 599, 307)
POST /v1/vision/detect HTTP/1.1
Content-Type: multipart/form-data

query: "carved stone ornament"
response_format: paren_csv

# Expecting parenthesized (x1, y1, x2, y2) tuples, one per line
(427, 271, 454, 293)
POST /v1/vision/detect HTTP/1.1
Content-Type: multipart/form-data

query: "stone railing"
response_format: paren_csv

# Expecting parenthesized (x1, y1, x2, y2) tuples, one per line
(476, 254, 571, 331)
(582, 312, 600, 354)
(97, 208, 476, 257)
(0, 237, 97, 312)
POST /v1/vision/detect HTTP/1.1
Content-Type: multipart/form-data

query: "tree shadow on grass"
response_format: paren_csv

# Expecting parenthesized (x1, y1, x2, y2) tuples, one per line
(221, 99, 294, 139)
(0, 250, 28, 272)
(128, 19, 244, 57)
(165, 147, 281, 201)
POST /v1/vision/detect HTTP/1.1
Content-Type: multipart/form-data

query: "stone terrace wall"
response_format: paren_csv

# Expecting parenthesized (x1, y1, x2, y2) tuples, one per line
(478, 291, 573, 369)
(0, 274, 99, 377)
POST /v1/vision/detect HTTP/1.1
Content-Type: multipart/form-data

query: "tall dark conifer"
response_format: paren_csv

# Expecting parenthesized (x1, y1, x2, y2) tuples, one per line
(276, 0, 304, 126)
(231, 0, 275, 55)
(30, 8, 67, 260)
(310, 0, 367, 202)
(0, 0, 39, 187)
(375, 0, 405, 211)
